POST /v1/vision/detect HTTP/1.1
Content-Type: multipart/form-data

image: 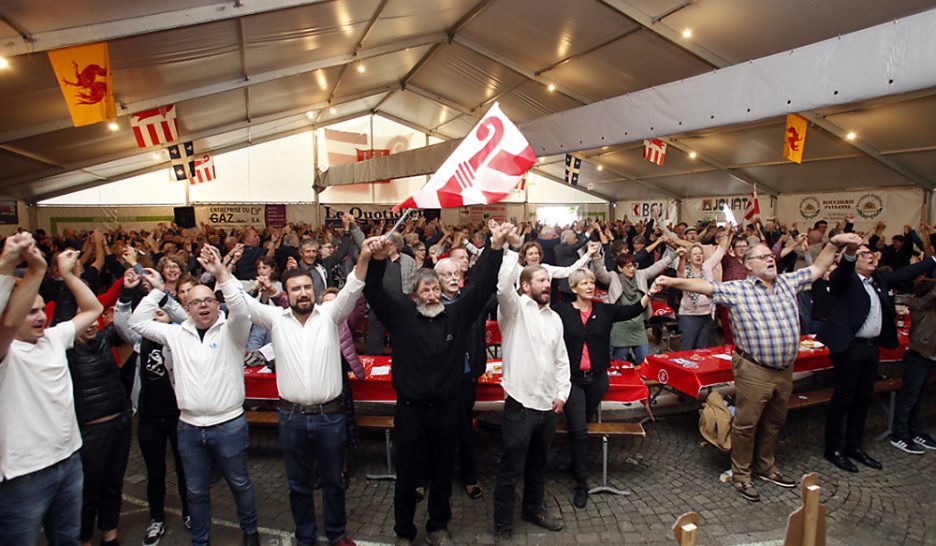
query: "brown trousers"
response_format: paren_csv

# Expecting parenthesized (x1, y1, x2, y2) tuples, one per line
(730, 353, 793, 484)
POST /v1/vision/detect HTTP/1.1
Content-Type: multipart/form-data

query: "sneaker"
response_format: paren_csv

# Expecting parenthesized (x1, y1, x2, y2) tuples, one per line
(913, 433, 936, 450)
(734, 481, 760, 502)
(425, 529, 452, 546)
(494, 529, 512, 543)
(332, 535, 356, 546)
(891, 436, 925, 455)
(520, 510, 563, 532)
(756, 471, 796, 488)
(143, 520, 165, 546)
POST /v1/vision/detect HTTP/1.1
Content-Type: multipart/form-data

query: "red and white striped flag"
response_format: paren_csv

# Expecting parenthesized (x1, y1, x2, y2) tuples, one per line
(188, 154, 215, 185)
(324, 129, 368, 166)
(394, 103, 535, 211)
(130, 105, 179, 148)
(744, 185, 760, 221)
(642, 138, 667, 166)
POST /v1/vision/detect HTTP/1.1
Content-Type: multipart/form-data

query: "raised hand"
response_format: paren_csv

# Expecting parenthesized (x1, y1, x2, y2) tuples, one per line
(586, 241, 601, 257)
(831, 232, 863, 250)
(140, 267, 165, 292)
(286, 256, 298, 270)
(57, 249, 81, 276)
(197, 245, 225, 277)
(365, 236, 393, 260)
(0, 232, 34, 275)
(124, 268, 141, 289)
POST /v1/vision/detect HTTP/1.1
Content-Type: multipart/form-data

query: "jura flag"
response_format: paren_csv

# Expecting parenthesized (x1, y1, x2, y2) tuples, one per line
(168, 141, 195, 181)
(130, 105, 179, 148)
(564, 154, 581, 186)
(188, 154, 215, 185)
(47, 42, 116, 127)
(394, 103, 535, 211)
(744, 185, 760, 221)
(642, 138, 667, 166)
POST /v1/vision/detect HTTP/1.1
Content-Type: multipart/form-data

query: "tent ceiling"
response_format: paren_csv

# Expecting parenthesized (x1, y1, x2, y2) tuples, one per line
(0, 0, 934, 203)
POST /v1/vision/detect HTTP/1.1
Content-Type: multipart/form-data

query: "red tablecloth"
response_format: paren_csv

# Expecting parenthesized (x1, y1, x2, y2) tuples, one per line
(639, 333, 910, 399)
(650, 301, 676, 319)
(245, 356, 649, 404)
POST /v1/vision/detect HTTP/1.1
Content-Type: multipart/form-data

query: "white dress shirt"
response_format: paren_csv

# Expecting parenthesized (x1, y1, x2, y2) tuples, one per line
(855, 273, 883, 339)
(129, 280, 251, 427)
(228, 271, 365, 405)
(496, 250, 571, 411)
(0, 321, 81, 480)
(0, 275, 14, 317)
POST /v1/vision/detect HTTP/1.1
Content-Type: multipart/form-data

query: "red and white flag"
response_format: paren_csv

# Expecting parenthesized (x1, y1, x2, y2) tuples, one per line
(130, 105, 179, 148)
(744, 185, 760, 221)
(188, 154, 215, 185)
(324, 129, 368, 166)
(642, 138, 667, 166)
(394, 103, 535, 211)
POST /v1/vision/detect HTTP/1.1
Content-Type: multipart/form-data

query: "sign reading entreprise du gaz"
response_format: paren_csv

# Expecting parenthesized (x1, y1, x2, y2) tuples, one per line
(196, 205, 264, 228)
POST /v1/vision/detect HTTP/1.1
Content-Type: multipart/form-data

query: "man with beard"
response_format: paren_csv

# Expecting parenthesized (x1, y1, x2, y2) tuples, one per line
(206, 238, 378, 546)
(492, 226, 570, 539)
(653, 232, 862, 502)
(366, 223, 508, 546)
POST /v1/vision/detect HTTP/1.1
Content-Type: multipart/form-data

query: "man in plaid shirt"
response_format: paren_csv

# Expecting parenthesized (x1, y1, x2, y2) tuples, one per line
(654, 231, 862, 502)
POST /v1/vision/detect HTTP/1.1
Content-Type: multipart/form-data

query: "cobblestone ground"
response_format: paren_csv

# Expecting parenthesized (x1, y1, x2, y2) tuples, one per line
(107, 392, 936, 546)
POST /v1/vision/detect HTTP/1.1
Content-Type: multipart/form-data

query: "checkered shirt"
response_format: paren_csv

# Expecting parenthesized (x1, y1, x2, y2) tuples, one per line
(711, 267, 813, 369)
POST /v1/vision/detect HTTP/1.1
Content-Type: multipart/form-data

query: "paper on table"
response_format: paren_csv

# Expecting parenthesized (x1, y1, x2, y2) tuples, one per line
(712, 354, 733, 361)
(257, 367, 274, 374)
(370, 366, 391, 376)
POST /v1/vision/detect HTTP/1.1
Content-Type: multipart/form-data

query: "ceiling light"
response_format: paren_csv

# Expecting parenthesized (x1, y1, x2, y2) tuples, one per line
(329, 107, 337, 114)
(306, 111, 315, 119)
(846, 131, 856, 141)
(107, 122, 119, 131)
(689, 151, 698, 159)
(357, 64, 366, 73)
(547, 83, 556, 92)
(682, 28, 692, 39)
(0, 57, 8, 70)
(596, 164, 604, 171)
(152, 152, 161, 160)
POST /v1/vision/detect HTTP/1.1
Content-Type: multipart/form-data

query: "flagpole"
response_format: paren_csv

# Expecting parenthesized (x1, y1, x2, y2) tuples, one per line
(184, 176, 190, 206)
(383, 208, 413, 241)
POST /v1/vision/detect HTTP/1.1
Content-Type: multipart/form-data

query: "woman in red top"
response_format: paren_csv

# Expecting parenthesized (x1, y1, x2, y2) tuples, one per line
(553, 268, 658, 509)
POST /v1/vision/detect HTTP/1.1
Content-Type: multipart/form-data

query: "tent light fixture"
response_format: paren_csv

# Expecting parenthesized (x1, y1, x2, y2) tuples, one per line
(846, 131, 856, 141)
(596, 164, 603, 171)
(547, 83, 556, 92)
(107, 121, 119, 131)
(329, 107, 337, 114)
(689, 151, 698, 159)
(0, 57, 9, 70)
(306, 111, 315, 119)
(357, 64, 366, 73)
(682, 28, 692, 39)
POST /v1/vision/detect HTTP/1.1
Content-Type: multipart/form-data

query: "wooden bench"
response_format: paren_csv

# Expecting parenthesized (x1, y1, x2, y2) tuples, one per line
(787, 377, 903, 411)
(555, 420, 645, 497)
(245, 410, 278, 426)
(357, 416, 396, 481)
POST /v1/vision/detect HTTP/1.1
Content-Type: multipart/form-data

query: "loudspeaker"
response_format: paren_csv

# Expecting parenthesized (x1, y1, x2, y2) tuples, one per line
(174, 206, 196, 228)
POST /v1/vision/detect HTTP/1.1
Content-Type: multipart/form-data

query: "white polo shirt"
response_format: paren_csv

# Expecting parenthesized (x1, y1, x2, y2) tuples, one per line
(224, 271, 365, 405)
(0, 321, 81, 481)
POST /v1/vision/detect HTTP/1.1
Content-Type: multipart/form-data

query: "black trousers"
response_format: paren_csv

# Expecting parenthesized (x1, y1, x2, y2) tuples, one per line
(78, 410, 132, 542)
(138, 414, 189, 522)
(893, 349, 936, 440)
(826, 341, 880, 453)
(365, 310, 387, 355)
(457, 375, 479, 486)
(493, 397, 557, 532)
(393, 399, 458, 540)
(564, 373, 609, 491)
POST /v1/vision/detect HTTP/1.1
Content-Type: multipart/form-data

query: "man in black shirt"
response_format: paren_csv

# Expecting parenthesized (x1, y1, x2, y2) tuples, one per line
(364, 224, 508, 546)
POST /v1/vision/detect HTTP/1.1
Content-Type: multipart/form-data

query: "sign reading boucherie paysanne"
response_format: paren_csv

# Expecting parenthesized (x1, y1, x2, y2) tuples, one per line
(195, 205, 264, 228)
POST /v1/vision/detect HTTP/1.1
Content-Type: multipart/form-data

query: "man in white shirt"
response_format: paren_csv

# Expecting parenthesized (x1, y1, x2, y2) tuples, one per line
(202, 238, 379, 546)
(130, 256, 259, 546)
(0, 245, 104, 546)
(493, 226, 571, 540)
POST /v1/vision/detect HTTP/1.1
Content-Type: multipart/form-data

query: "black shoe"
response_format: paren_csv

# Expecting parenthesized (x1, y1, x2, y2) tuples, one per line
(494, 528, 512, 541)
(243, 531, 260, 546)
(521, 511, 563, 532)
(825, 450, 858, 473)
(573, 488, 588, 509)
(846, 448, 883, 469)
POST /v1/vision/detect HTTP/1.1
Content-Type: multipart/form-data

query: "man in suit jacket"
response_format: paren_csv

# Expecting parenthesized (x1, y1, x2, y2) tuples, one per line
(817, 244, 936, 472)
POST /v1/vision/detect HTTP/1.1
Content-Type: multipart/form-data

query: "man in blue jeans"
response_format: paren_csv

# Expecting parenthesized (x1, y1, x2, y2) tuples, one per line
(215, 238, 378, 546)
(131, 249, 260, 546)
(0, 241, 104, 545)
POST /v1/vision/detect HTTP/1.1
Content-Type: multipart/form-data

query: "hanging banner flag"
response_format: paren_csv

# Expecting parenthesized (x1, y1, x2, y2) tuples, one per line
(130, 105, 179, 148)
(394, 102, 535, 211)
(564, 154, 581, 186)
(47, 42, 117, 127)
(357, 148, 391, 183)
(783, 114, 808, 164)
(744, 185, 761, 221)
(642, 138, 667, 166)
(324, 129, 368, 166)
(168, 141, 195, 181)
(188, 154, 215, 185)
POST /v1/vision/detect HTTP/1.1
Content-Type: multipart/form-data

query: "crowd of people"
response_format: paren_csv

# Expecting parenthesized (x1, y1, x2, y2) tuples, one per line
(0, 208, 934, 545)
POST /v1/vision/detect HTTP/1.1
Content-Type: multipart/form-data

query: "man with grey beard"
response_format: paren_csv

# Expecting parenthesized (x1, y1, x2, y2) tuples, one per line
(364, 224, 508, 546)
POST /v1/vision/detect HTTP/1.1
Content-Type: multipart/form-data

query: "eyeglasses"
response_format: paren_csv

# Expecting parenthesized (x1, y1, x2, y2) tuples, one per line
(187, 297, 217, 308)
(438, 271, 460, 279)
(746, 253, 774, 262)
(857, 250, 876, 259)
